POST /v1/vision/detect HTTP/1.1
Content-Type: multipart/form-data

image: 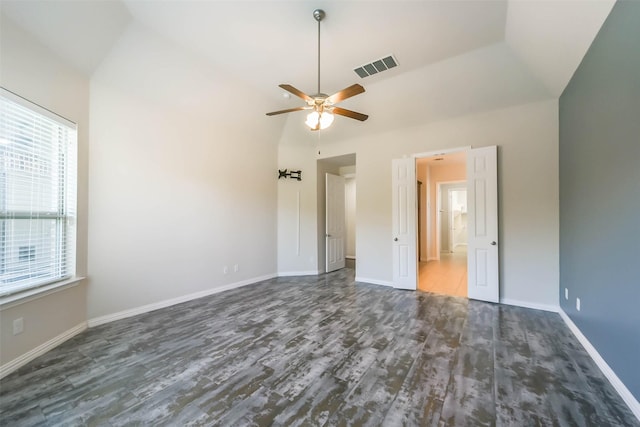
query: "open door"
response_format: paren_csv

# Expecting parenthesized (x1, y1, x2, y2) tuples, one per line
(326, 173, 346, 272)
(466, 146, 499, 302)
(392, 158, 417, 290)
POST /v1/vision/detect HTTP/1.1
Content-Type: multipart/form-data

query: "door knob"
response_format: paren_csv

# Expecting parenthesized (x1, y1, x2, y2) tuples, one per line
(394, 237, 398, 241)
(491, 241, 497, 246)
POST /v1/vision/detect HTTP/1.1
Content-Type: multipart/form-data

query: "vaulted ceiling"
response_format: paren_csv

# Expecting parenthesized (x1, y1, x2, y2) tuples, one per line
(1, 0, 615, 142)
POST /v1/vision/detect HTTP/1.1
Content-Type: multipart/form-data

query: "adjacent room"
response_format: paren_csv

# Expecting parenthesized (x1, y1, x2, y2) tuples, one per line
(1, 0, 638, 425)
(417, 152, 469, 298)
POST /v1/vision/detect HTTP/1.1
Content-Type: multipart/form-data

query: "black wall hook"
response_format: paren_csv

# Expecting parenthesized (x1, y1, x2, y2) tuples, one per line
(278, 169, 302, 181)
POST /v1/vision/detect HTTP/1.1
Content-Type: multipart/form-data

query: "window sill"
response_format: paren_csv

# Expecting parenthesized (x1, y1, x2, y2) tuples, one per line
(0, 277, 86, 310)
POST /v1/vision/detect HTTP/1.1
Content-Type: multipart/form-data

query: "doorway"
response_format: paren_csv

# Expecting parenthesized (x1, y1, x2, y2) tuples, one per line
(317, 154, 356, 273)
(417, 152, 468, 297)
(392, 146, 499, 302)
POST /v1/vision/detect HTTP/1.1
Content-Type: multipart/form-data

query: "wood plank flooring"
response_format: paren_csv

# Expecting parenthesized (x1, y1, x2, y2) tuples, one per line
(1, 269, 638, 426)
(419, 251, 467, 297)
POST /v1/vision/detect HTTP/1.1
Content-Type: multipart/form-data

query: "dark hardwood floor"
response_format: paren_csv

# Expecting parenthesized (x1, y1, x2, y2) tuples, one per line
(1, 269, 637, 426)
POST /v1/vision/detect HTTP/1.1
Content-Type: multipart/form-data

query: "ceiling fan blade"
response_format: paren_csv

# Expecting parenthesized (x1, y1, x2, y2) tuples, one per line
(279, 84, 313, 102)
(332, 106, 369, 122)
(266, 106, 309, 116)
(326, 84, 365, 104)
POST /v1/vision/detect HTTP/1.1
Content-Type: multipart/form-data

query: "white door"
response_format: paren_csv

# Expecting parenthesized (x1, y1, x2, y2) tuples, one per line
(326, 173, 346, 272)
(392, 158, 417, 290)
(466, 146, 499, 302)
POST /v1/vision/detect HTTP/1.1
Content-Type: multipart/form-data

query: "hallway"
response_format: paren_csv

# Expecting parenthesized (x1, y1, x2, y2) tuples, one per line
(418, 249, 467, 297)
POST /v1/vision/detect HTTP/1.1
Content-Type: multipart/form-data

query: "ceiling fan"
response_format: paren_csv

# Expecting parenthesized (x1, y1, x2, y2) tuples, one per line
(266, 9, 369, 131)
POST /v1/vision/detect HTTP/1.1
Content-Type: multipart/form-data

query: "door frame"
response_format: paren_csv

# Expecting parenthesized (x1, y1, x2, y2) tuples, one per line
(411, 145, 500, 302)
(415, 146, 471, 263)
(317, 154, 356, 274)
(395, 145, 499, 301)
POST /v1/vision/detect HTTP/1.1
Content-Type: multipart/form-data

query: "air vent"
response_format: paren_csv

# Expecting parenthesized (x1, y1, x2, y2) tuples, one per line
(354, 55, 398, 78)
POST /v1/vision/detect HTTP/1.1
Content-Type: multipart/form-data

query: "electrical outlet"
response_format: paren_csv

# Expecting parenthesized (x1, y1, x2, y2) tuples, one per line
(223, 266, 228, 275)
(565, 288, 569, 300)
(576, 298, 581, 311)
(13, 317, 24, 335)
(233, 264, 239, 273)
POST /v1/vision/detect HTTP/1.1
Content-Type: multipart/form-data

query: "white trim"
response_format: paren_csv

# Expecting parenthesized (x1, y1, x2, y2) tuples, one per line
(88, 274, 276, 327)
(277, 270, 321, 277)
(500, 298, 559, 313)
(559, 309, 640, 421)
(355, 276, 394, 287)
(0, 277, 86, 310)
(0, 322, 87, 379)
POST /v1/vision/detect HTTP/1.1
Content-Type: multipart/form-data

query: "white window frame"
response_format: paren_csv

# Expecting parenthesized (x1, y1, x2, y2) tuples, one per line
(0, 88, 78, 297)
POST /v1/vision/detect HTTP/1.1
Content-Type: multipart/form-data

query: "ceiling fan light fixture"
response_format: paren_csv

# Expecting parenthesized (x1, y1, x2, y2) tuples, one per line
(266, 9, 368, 129)
(305, 111, 334, 130)
(320, 111, 334, 129)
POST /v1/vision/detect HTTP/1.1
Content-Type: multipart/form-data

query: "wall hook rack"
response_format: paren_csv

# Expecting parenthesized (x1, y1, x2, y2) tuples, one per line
(278, 169, 302, 181)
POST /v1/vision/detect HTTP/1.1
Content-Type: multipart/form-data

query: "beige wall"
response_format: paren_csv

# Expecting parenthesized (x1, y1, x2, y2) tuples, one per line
(277, 99, 560, 308)
(277, 144, 320, 275)
(0, 285, 86, 365)
(0, 15, 89, 367)
(87, 22, 280, 320)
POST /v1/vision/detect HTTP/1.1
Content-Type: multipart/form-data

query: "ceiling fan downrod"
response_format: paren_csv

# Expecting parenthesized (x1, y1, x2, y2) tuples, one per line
(313, 9, 325, 96)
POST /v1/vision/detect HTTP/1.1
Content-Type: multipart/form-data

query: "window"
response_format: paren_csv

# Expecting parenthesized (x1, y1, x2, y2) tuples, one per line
(18, 246, 36, 262)
(0, 88, 77, 297)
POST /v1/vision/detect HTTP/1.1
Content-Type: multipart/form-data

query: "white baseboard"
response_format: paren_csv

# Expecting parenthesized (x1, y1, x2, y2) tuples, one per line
(355, 276, 394, 287)
(559, 309, 640, 421)
(0, 322, 87, 380)
(500, 298, 559, 313)
(277, 270, 321, 277)
(88, 274, 276, 328)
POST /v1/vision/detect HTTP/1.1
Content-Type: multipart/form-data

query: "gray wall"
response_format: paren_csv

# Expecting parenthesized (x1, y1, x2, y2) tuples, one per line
(559, 0, 640, 400)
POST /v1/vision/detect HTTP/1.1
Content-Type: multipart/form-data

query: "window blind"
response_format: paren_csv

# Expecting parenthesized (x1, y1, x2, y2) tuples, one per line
(0, 88, 77, 297)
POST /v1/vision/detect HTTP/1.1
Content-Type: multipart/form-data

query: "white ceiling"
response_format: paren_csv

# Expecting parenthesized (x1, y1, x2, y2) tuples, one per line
(1, 0, 615, 142)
